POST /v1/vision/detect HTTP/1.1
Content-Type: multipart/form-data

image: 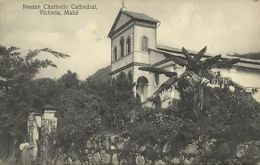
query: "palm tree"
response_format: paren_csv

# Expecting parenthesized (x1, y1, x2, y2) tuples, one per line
(139, 46, 242, 117)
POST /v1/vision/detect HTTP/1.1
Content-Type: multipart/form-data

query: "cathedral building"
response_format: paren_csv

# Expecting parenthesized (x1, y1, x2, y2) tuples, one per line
(108, 7, 260, 106)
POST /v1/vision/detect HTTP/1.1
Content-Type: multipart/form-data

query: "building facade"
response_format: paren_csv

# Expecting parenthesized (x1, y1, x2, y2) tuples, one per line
(109, 8, 260, 105)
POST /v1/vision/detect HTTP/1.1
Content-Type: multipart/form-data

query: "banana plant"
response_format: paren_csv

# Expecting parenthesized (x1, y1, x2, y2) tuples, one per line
(139, 46, 241, 117)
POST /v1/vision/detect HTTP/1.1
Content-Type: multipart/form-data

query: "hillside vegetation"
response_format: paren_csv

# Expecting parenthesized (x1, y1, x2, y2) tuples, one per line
(1, 45, 260, 164)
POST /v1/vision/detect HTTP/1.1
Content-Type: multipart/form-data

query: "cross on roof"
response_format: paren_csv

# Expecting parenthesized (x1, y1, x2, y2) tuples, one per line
(121, 0, 127, 11)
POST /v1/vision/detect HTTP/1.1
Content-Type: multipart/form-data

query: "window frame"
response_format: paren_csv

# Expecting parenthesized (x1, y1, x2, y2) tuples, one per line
(126, 36, 131, 55)
(141, 36, 148, 51)
(120, 37, 125, 57)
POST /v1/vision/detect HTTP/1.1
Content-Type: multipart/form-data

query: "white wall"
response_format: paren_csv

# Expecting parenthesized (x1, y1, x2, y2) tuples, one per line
(111, 26, 134, 73)
(111, 26, 134, 62)
(133, 25, 156, 51)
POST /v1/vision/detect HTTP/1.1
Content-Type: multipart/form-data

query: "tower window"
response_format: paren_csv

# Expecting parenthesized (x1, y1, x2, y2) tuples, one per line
(126, 37, 131, 54)
(114, 47, 117, 61)
(142, 36, 148, 51)
(120, 37, 125, 57)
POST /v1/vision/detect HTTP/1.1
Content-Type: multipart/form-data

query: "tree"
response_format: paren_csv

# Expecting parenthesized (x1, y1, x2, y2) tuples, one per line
(57, 70, 80, 89)
(139, 46, 241, 117)
(0, 45, 69, 159)
(53, 87, 105, 159)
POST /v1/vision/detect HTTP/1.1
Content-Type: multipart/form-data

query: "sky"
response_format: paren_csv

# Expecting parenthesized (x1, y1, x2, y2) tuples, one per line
(0, 0, 260, 80)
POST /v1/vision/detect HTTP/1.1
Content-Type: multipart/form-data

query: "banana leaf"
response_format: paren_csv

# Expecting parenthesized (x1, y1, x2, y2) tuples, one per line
(154, 76, 179, 96)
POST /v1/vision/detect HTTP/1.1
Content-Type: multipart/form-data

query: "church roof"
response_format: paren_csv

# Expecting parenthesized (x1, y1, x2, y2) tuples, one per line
(157, 44, 214, 57)
(154, 45, 260, 71)
(121, 10, 160, 23)
(108, 9, 160, 38)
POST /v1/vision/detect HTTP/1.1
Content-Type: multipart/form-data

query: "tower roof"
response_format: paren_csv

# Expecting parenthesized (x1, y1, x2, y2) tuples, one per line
(108, 9, 160, 38)
(121, 10, 160, 23)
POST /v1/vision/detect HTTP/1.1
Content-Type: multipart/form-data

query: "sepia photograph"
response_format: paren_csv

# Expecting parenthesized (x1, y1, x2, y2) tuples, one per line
(0, 0, 260, 164)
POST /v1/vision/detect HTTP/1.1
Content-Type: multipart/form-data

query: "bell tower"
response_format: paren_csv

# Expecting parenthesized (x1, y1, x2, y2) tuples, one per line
(108, 8, 160, 101)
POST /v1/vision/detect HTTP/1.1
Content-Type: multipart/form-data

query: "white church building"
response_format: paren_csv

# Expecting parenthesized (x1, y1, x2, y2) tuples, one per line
(108, 8, 260, 105)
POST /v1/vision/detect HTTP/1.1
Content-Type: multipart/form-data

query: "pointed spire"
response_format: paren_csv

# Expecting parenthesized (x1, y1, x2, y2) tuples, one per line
(121, 0, 127, 11)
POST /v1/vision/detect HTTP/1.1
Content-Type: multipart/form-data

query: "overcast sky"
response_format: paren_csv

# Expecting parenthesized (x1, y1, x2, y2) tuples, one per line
(0, 0, 260, 79)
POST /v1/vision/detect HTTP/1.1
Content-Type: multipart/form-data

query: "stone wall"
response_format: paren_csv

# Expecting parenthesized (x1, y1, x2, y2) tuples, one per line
(82, 134, 128, 165)
(79, 133, 194, 165)
(76, 134, 260, 165)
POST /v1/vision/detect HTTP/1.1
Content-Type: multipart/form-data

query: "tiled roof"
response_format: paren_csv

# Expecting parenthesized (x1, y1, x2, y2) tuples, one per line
(153, 44, 260, 71)
(233, 62, 260, 70)
(157, 44, 215, 57)
(122, 10, 160, 23)
(108, 9, 160, 38)
(157, 44, 260, 63)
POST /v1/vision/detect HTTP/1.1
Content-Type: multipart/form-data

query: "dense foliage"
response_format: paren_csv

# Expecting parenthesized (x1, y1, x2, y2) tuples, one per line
(0, 45, 69, 159)
(126, 86, 260, 164)
(0, 45, 260, 164)
(0, 46, 139, 162)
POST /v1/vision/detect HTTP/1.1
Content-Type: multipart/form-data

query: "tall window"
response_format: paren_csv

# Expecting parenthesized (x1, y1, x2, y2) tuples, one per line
(126, 37, 131, 54)
(142, 36, 148, 51)
(120, 37, 125, 57)
(114, 47, 117, 61)
(136, 76, 149, 102)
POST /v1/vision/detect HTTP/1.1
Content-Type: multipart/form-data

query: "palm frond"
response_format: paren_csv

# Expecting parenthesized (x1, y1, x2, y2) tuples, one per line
(202, 55, 221, 70)
(40, 48, 70, 58)
(194, 46, 207, 61)
(162, 52, 188, 67)
(182, 47, 193, 62)
(211, 58, 240, 69)
(154, 76, 179, 96)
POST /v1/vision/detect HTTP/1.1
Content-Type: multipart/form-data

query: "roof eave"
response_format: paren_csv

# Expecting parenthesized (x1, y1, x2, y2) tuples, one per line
(108, 10, 160, 38)
(107, 10, 124, 38)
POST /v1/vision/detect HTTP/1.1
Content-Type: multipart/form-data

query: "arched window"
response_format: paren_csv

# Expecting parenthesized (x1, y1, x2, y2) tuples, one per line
(126, 37, 131, 55)
(136, 76, 149, 102)
(114, 47, 117, 61)
(120, 37, 125, 57)
(142, 36, 148, 51)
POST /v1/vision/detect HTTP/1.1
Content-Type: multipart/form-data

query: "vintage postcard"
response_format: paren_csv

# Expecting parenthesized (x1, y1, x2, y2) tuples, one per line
(0, 0, 260, 164)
